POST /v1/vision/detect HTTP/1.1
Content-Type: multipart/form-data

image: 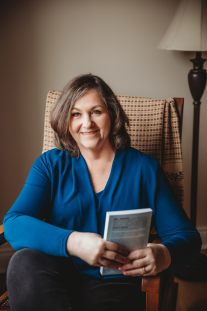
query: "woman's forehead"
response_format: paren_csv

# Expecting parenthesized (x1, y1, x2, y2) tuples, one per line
(72, 89, 106, 109)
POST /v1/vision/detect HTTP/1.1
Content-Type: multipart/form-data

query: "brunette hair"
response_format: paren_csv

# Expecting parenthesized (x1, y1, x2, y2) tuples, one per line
(50, 73, 131, 156)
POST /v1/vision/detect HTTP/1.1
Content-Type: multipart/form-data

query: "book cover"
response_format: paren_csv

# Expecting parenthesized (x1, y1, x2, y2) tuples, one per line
(100, 208, 152, 276)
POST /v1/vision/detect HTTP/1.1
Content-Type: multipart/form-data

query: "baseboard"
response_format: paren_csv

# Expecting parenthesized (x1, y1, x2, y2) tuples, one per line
(198, 226, 207, 250)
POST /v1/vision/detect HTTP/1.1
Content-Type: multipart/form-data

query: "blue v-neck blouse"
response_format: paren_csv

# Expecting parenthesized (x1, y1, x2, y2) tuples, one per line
(3, 147, 201, 278)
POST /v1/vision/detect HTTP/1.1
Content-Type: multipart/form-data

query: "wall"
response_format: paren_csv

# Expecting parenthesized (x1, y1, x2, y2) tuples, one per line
(1, 0, 207, 236)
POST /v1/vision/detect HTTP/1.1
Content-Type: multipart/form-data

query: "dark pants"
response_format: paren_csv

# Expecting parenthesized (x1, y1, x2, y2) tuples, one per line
(7, 249, 145, 311)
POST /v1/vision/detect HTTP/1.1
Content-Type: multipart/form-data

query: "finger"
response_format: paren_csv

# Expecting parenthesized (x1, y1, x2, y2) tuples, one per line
(127, 248, 148, 260)
(99, 258, 120, 269)
(103, 250, 130, 264)
(105, 241, 129, 256)
(121, 264, 156, 277)
(143, 264, 155, 275)
(120, 257, 149, 271)
(121, 266, 147, 277)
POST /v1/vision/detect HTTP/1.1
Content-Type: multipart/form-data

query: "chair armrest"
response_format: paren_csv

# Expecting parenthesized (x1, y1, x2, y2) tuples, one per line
(0, 291, 9, 308)
(0, 225, 6, 246)
(142, 270, 178, 311)
(0, 225, 9, 309)
(142, 276, 161, 311)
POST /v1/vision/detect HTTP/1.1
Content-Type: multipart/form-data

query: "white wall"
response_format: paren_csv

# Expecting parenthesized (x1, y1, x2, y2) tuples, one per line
(1, 0, 207, 231)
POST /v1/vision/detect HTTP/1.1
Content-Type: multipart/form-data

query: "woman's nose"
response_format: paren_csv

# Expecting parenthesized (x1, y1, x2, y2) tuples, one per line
(82, 114, 93, 127)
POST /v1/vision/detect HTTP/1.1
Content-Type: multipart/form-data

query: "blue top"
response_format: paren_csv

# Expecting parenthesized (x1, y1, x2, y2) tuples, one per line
(3, 147, 201, 279)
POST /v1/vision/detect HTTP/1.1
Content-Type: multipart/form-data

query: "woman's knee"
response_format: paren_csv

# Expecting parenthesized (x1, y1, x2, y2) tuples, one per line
(7, 248, 46, 282)
(6, 249, 72, 311)
(7, 249, 46, 298)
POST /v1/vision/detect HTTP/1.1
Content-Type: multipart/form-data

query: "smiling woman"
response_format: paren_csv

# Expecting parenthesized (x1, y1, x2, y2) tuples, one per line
(50, 74, 130, 157)
(3, 74, 201, 311)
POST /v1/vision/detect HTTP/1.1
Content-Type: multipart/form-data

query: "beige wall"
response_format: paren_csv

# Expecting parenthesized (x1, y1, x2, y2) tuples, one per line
(1, 0, 207, 230)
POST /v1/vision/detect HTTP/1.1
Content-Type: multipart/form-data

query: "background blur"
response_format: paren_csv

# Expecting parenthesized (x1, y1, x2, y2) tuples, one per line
(1, 0, 207, 245)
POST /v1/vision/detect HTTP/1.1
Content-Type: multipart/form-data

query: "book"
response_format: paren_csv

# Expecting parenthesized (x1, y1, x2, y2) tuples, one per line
(100, 208, 152, 276)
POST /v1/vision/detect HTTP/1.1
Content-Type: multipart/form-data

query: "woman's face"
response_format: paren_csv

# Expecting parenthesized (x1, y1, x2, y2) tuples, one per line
(69, 89, 112, 154)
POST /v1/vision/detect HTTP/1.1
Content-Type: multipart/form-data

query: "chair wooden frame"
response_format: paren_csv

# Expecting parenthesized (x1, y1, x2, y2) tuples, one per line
(0, 97, 184, 311)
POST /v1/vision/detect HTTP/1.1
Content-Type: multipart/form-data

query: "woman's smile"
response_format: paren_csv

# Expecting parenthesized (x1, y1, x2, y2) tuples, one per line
(80, 130, 99, 135)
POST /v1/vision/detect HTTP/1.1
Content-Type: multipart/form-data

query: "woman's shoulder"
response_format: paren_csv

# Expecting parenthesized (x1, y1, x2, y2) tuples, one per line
(42, 148, 69, 159)
(125, 147, 158, 166)
(33, 148, 72, 171)
(124, 148, 160, 181)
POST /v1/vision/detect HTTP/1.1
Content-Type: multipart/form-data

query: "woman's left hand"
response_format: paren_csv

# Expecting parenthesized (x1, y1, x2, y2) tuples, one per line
(118, 243, 171, 277)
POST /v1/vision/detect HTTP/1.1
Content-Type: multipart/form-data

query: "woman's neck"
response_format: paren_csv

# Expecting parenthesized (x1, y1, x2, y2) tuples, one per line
(80, 144, 115, 164)
(80, 145, 116, 193)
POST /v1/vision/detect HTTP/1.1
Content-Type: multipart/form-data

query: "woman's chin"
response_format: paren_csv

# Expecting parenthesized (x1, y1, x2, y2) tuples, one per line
(79, 142, 100, 152)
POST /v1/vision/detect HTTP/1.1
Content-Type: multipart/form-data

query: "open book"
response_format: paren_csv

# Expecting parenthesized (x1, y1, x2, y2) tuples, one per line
(100, 208, 152, 276)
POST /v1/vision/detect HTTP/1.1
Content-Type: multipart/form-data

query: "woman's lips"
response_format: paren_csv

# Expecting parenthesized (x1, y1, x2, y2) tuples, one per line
(81, 130, 99, 135)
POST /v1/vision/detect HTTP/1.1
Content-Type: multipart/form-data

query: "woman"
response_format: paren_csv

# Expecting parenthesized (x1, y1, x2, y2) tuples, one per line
(4, 74, 201, 311)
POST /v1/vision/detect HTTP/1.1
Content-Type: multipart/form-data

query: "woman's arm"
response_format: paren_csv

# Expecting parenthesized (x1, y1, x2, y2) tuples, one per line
(119, 159, 201, 277)
(153, 166, 202, 267)
(3, 152, 72, 257)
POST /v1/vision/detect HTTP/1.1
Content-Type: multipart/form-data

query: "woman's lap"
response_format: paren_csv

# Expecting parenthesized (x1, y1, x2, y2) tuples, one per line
(78, 276, 145, 311)
(7, 249, 145, 311)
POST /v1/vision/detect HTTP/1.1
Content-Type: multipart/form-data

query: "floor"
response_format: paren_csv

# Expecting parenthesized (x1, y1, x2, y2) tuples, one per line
(176, 278, 207, 311)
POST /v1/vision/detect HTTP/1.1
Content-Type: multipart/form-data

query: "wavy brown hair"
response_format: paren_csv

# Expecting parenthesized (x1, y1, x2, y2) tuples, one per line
(50, 73, 131, 156)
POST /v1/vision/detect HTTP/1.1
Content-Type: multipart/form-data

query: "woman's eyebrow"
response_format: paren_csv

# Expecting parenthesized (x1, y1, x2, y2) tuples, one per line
(71, 107, 81, 111)
(91, 105, 104, 109)
(71, 105, 104, 111)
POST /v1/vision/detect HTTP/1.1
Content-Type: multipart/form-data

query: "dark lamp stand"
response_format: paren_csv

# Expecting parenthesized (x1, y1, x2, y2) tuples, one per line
(188, 52, 206, 226)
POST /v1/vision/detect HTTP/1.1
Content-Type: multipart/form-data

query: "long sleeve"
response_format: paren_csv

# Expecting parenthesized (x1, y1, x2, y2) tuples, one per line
(143, 158, 202, 267)
(3, 152, 72, 257)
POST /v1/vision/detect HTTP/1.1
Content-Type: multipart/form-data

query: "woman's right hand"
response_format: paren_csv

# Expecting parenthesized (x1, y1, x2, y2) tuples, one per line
(67, 231, 129, 268)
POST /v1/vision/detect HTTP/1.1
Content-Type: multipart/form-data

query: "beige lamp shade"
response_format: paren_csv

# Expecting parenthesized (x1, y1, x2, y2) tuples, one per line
(159, 0, 207, 51)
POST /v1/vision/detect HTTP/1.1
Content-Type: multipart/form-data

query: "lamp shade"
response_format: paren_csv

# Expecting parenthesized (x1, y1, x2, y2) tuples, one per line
(159, 0, 207, 51)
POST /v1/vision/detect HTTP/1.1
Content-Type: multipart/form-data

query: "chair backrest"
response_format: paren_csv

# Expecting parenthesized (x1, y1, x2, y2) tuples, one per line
(43, 91, 184, 205)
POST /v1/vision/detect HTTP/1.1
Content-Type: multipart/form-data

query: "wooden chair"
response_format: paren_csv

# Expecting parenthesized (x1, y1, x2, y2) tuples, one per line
(0, 92, 184, 311)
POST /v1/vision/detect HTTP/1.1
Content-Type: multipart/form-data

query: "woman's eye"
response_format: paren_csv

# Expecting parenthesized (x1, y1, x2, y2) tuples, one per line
(92, 110, 102, 115)
(71, 112, 81, 117)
